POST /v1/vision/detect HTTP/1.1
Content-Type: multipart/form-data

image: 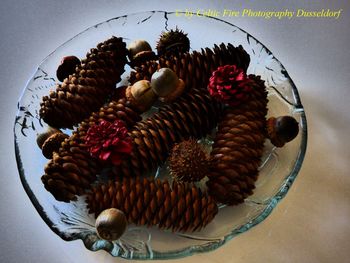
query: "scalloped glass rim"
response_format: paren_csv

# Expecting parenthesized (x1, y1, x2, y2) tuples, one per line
(14, 10, 307, 260)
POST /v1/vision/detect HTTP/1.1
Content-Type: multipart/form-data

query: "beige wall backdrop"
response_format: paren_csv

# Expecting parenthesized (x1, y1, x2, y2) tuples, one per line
(0, 0, 349, 262)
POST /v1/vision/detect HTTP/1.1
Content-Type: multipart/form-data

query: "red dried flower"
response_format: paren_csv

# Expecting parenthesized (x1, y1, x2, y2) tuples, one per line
(207, 65, 253, 106)
(85, 120, 132, 165)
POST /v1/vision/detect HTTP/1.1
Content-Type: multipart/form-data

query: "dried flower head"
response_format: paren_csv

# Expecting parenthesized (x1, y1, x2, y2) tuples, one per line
(207, 65, 253, 106)
(85, 120, 132, 165)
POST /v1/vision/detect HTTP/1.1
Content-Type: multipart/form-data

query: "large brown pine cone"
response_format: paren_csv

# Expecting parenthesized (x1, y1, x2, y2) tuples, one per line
(86, 177, 218, 232)
(206, 75, 268, 205)
(112, 88, 222, 178)
(129, 43, 250, 89)
(40, 36, 127, 129)
(41, 96, 142, 202)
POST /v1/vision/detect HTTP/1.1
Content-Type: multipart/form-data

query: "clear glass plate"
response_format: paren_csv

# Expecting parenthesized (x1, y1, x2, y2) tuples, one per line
(14, 11, 307, 260)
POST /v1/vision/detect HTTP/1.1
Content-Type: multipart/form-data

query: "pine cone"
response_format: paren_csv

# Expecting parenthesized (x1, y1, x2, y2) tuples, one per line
(86, 177, 218, 232)
(41, 96, 142, 202)
(112, 88, 222, 178)
(129, 43, 250, 89)
(40, 36, 128, 129)
(128, 60, 159, 83)
(206, 75, 268, 205)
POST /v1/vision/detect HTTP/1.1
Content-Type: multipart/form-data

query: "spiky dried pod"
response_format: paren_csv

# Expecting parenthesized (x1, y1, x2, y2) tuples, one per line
(169, 139, 210, 182)
(41, 96, 142, 202)
(206, 75, 268, 205)
(112, 88, 222, 178)
(156, 28, 190, 57)
(40, 36, 128, 129)
(86, 177, 218, 232)
(128, 43, 250, 89)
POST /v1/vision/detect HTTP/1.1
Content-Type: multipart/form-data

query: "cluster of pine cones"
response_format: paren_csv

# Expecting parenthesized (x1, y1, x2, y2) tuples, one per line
(38, 28, 272, 233)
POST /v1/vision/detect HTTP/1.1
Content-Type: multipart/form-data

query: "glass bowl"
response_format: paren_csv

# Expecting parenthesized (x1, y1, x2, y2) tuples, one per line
(14, 11, 307, 260)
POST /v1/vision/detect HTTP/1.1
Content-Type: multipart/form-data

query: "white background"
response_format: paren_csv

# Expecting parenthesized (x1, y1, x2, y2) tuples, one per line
(1, 0, 349, 262)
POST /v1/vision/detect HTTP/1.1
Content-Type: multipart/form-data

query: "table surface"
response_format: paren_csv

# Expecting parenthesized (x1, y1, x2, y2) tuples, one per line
(1, 1, 349, 262)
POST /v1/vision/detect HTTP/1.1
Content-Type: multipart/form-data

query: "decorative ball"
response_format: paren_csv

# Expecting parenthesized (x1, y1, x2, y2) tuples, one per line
(56, 56, 81, 82)
(169, 139, 210, 182)
(156, 28, 190, 56)
(150, 68, 185, 100)
(95, 208, 127, 241)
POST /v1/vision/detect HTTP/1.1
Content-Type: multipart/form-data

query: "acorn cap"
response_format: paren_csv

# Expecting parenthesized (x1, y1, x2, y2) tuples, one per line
(150, 68, 185, 100)
(126, 80, 157, 112)
(42, 132, 69, 159)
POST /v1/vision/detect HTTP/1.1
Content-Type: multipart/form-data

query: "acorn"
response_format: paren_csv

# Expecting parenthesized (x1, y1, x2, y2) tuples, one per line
(95, 208, 127, 241)
(125, 80, 158, 112)
(127, 40, 157, 67)
(56, 56, 81, 82)
(156, 28, 190, 57)
(41, 132, 69, 159)
(150, 68, 185, 102)
(267, 116, 299, 147)
(169, 139, 210, 182)
(36, 126, 62, 149)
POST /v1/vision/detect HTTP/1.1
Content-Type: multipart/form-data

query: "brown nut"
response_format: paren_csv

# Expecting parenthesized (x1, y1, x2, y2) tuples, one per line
(159, 78, 185, 103)
(127, 40, 157, 67)
(41, 132, 69, 159)
(36, 127, 62, 149)
(150, 68, 185, 100)
(126, 80, 158, 112)
(56, 56, 81, 82)
(95, 208, 127, 241)
(127, 40, 152, 58)
(267, 116, 299, 147)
